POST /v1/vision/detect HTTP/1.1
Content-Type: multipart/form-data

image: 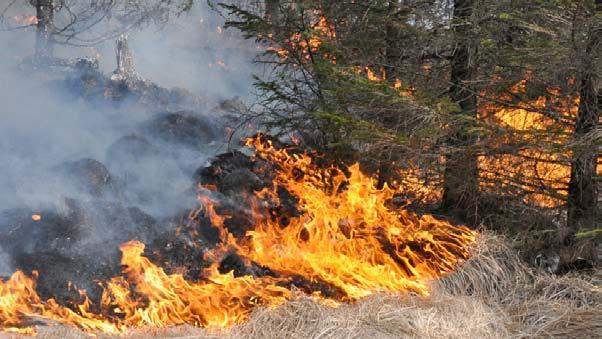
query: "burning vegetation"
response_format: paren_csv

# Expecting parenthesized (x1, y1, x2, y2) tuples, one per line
(478, 74, 582, 207)
(0, 135, 475, 335)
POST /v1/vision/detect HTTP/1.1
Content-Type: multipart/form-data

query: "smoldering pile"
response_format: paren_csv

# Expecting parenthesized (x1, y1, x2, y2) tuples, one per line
(0, 37, 251, 307)
(0, 132, 327, 312)
(0, 32, 320, 309)
(0, 115, 341, 302)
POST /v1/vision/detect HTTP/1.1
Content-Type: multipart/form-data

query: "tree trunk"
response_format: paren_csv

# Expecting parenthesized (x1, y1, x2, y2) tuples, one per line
(442, 0, 479, 224)
(383, 0, 400, 82)
(377, 0, 401, 190)
(565, 3, 600, 244)
(35, 0, 54, 57)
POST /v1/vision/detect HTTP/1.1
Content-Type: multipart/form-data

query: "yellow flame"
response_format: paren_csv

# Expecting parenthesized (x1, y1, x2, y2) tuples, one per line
(0, 136, 476, 335)
(478, 75, 579, 207)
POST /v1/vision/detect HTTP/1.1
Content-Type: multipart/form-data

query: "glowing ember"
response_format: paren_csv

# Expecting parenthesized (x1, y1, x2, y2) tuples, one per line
(12, 15, 38, 26)
(366, 67, 385, 81)
(0, 136, 476, 335)
(31, 214, 41, 222)
(208, 60, 229, 70)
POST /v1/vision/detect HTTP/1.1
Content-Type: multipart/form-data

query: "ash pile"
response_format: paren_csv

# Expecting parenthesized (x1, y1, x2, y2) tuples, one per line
(0, 34, 253, 306)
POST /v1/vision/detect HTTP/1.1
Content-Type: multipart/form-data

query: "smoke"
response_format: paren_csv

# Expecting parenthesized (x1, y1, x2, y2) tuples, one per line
(0, 2, 257, 275)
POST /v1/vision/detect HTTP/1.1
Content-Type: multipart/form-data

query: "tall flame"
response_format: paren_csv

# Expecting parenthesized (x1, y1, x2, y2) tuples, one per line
(234, 137, 475, 299)
(0, 136, 476, 335)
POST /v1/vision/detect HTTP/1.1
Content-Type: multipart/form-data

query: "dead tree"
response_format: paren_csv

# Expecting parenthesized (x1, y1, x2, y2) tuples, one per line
(107, 34, 141, 100)
(34, 0, 54, 57)
(26, 0, 192, 55)
(441, 0, 479, 224)
(114, 34, 137, 79)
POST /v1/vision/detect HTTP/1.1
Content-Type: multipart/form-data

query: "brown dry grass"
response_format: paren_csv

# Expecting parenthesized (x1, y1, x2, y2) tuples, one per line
(12, 233, 601, 339)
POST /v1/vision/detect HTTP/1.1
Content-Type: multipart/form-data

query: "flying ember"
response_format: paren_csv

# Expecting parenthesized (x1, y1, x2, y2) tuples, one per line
(0, 136, 476, 335)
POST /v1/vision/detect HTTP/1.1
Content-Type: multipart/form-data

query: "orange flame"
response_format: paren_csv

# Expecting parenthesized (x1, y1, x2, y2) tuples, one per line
(478, 75, 579, 207)
(12, 15, 37, 26)
(359, 67, 414, 97)
(0, 136, 476, 335)
(267, 15, 336, 62)
(232, 137, 475, 300)
(394, 168, 443, 205)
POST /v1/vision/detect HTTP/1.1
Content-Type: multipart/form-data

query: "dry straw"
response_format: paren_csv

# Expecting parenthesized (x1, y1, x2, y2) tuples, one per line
(32, 233, 600, 339)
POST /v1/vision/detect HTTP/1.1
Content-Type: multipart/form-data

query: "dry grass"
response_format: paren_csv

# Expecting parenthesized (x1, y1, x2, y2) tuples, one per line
(19, 233, 602, 338)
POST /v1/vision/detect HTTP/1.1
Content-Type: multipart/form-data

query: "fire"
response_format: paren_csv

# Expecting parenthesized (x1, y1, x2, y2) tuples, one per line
(0, 136, 476, 335)
(31, 214, 41, 222)
(263, 12, 420, 98)
(478, 75, 579, 207)
(208, 60, 229, 70)
(355, 66, 414, 97)
(0, 243, 290, 335)
(12, 15, 37, 26)
(233, 137, 474, 299)
(366, 67, 385, 81)
(394, 168, 443, 205)
(267, 15, 336, 62)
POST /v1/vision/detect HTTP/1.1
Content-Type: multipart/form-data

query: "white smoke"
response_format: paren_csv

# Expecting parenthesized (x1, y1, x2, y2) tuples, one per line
(0, 1, 258, 272)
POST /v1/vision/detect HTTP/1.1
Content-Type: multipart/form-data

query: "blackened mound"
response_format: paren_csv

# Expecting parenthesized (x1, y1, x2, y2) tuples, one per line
(0, 200, 157, 305)
(143, 111, 219, 148)
(106, 134, 158, 164)
(55, 158, 117, 197)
